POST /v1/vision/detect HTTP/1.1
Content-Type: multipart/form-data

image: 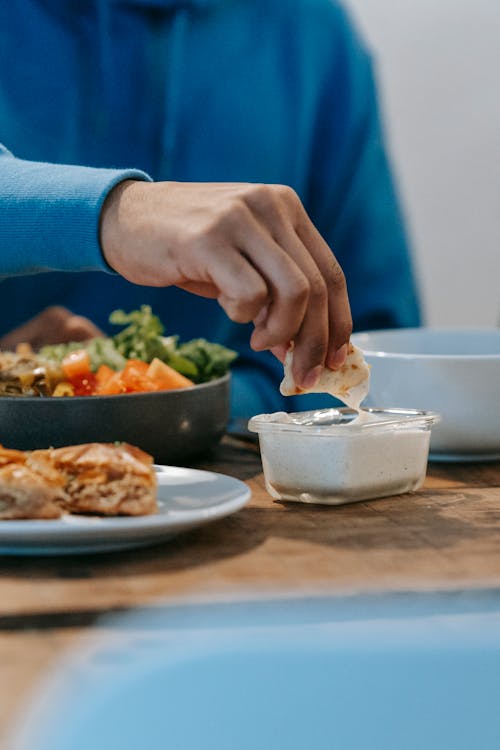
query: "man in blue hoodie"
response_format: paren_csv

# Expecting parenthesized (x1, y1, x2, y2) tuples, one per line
(0, 0, 420, 418)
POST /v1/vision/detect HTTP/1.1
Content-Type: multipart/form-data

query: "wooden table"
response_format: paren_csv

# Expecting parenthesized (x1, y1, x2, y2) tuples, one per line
(2, 437, 500, 746)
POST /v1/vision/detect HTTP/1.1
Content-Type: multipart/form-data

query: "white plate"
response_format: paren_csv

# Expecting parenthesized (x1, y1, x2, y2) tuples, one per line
(0, 466, 251, 555)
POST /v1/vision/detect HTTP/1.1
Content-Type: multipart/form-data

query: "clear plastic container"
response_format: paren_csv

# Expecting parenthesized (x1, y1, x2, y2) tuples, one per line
(248, 408, 440, 505)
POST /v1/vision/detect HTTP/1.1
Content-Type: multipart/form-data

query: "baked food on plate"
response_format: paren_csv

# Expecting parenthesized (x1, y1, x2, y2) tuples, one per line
(0, 463, 65, 519)
(27, 443, 158, 516)
(0, 445, 27, 468)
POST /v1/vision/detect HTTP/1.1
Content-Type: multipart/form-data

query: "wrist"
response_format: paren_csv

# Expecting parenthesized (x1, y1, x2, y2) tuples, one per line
(99, 179, 139, 272)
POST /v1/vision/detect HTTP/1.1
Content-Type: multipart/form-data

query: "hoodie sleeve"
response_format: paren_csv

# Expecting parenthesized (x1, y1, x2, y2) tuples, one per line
(0, 144, 151, 276)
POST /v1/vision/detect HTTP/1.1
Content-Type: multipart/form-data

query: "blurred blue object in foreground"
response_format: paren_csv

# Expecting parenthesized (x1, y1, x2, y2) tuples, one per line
(11, 591, 500, 750)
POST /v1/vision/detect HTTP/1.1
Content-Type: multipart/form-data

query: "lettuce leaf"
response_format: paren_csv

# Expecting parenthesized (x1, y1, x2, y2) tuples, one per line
(40, 306, 237, 383)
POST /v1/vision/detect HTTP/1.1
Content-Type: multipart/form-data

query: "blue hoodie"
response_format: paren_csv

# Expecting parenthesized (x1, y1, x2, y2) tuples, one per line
(0, 0, 420, 419)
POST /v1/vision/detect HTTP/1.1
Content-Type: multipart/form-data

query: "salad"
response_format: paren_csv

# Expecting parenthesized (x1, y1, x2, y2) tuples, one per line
(0, 306, 237, 397)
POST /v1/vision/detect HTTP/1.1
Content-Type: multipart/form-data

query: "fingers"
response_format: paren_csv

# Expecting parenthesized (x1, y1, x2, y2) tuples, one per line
(101, 180, 352, 388)
(291, 193, 352, 371)
(270, 343, 290, 363)
(244, 225, 330, 387)
(60, 314, 103, 343)
(294, 205, 352, 368)
(185, 204, 311, 341)
(0, 307, 102, 351)
(241, 184, 352, 386)
(211, 248, 269, 324)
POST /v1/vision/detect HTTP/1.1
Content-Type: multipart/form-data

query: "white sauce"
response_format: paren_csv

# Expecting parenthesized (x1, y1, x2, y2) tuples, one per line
(253, 344, 435, 505)
(258, 425, 431, 505)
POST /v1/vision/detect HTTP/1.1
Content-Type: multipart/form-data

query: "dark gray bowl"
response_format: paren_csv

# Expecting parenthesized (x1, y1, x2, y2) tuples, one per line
(0, 374, 230, 465)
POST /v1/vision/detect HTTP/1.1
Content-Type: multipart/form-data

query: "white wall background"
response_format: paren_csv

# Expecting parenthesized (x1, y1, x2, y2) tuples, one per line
(344, 0, 500, 326)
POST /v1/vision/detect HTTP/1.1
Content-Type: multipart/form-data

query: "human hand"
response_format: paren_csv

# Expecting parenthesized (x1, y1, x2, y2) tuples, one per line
(100, 180, 352, 388)
(0, 306, 103, 351)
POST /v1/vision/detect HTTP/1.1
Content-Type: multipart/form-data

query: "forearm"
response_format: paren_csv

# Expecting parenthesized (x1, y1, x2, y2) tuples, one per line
(0, 145, 151, 276)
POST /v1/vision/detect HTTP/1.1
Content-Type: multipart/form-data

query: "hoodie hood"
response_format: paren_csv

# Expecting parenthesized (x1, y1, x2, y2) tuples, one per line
(96, 0, 218, 177)
(30, 0, 221, 176)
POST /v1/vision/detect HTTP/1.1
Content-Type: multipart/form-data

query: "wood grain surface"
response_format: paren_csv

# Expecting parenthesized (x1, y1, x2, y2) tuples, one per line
(1, 438, 500, 746)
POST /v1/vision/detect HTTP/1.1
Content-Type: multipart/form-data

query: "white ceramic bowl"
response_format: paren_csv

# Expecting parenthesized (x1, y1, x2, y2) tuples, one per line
(351, 327, 500, 461)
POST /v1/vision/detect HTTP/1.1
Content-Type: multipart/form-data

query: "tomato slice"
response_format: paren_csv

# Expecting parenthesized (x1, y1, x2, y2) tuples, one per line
(95, 364, 115, 388)
(70, 372, 97, 396)
(119, 360, 158, 392)
(146, 358, 194, 389)
(96, 372, 126, 395)
(62, 349, 92, 380)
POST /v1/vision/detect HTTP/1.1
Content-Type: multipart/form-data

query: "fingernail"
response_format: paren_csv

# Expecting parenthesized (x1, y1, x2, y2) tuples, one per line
(301, 365, 322, 389)
(329, 343, 348, 370)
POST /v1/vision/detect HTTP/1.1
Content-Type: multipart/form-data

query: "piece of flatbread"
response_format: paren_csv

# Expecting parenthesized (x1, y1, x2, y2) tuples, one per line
(279, 342, 370, 411)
